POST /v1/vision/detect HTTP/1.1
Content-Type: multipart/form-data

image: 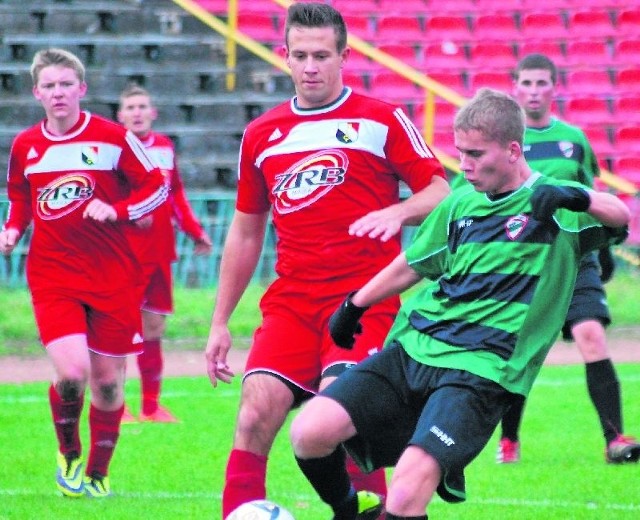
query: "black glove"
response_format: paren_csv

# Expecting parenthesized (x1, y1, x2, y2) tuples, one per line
(598, 246, 616, 283)
(328, 291, 369, 350)
(530, 185, 590, 221)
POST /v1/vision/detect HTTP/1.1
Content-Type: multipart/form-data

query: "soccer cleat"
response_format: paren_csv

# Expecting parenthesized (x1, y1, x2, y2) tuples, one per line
(355, 490, 384, 520)
(496, 437, 520, 464)
(56, 451, 85, 498)
(84, 473, 111, 498)
(606, 434, 640, 464)
(120, 405, 138, 424)
(139, 405, 179, 423)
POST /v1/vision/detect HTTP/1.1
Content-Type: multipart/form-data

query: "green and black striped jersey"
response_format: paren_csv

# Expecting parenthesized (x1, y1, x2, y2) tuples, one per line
(385, 173, 627, 396)
(523, 117, 599, 187)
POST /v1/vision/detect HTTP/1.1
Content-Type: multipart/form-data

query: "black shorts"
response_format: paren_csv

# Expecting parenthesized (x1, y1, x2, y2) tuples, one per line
(320, 341, 514, 503)
(562, 253, 611, 340)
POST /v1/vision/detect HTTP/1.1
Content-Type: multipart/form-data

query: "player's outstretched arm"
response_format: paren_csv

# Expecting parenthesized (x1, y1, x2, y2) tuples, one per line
(348, 176, 449, 242)
(205, 210, 268, 387)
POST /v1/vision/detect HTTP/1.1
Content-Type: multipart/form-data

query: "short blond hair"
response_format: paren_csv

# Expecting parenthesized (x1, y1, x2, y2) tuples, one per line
(119, 83, 152, 108)
(30, 48, 85, 85)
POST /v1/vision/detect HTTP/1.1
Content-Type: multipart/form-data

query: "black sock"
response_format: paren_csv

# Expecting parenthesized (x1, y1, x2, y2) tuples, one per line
(501, 395, 526, 441)
(386, 514, 428, 520)
(586, 359, 622, 444)
(295, 447, 356, 517)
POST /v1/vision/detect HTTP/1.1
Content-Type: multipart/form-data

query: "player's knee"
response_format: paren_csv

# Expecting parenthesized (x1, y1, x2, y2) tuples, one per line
(96, 381, 120, 405)
(57, 379, 83, 401)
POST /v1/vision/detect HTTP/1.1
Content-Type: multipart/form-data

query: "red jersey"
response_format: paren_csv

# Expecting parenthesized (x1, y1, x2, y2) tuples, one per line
(5, 111, 168, 293)
(237, 88, 446, 281)
(126, 131, 205, 266)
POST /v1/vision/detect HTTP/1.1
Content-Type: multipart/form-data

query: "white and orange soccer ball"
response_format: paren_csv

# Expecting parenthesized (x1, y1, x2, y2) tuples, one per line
(227, 499, 295, 520)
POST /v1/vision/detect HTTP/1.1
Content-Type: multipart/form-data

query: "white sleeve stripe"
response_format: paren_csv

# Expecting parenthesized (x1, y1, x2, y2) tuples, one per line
(128, 184, 169, 220)
(394, 108, 435, 159)
(125, 132, 156, 170)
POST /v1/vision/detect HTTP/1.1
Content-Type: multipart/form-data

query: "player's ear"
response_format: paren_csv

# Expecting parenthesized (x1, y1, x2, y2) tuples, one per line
(508, 141, 522, 163)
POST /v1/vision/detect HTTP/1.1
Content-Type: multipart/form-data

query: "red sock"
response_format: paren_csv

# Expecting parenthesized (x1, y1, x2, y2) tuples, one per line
(86, 404, 123, 477)
(222, 449, 267, 519)
(346, 456, 388, 500)
(138, 339, 162, 415)
(49, 384, 83, 456)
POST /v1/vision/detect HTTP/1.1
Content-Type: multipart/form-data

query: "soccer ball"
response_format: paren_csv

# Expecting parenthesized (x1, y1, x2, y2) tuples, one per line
(227, 499, 295, 520)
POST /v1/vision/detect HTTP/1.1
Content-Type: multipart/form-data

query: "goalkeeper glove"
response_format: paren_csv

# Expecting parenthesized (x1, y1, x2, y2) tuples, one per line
(530, 185, 590, 221)
(328, 291, 369, 350)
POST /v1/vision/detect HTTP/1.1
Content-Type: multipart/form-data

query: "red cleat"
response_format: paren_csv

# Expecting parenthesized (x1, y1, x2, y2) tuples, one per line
(496, 437, 520, 464)
(139, 405, 179, 423)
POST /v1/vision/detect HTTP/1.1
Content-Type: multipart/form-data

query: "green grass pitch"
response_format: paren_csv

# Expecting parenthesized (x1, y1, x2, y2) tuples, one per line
(1, 364, 639, 519)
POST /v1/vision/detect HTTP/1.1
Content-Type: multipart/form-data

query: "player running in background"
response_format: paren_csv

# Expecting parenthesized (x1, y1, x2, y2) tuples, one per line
(496, 54, 640, 465)
(117, 84, 213, 423)
(203, 3, 449, 518)
(0, 48, 167, 497)
(290, 88, 630, 520)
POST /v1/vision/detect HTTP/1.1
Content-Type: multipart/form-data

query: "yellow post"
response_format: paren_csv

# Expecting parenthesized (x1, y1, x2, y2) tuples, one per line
(226, 0, 238, 91)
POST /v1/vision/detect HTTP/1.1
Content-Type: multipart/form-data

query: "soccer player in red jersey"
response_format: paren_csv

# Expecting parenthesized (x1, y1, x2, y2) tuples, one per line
(203, 3, 449, 518)
(0, 48, 167, 498)
(117, 84, 213, 423)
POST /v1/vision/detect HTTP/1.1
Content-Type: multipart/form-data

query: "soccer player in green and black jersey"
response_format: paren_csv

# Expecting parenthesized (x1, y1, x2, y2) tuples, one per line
(288, 89, 630, 520)
(496, 54, 640, 465)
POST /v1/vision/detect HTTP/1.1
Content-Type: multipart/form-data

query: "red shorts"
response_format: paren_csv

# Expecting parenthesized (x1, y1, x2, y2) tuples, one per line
(32, 286, 143, 356)
(245, 276, 399, 394)
(138, 261, 173, 315)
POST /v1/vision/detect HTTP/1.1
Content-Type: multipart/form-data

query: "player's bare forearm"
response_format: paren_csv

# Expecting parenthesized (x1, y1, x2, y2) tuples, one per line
(351, 253, 420, 308)
(397, 175, 450, 226)
(587, 191, 630, 227)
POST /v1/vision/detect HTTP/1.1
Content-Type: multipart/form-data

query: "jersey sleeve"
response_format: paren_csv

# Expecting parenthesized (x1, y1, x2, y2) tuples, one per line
(111, 130, 168, 221)
(384, 107, 447, 192)
(169, 166, 205, 241)
(405, 194, 454, 279)
(235, 128, 271, 214)
(4, 138, 34, 236)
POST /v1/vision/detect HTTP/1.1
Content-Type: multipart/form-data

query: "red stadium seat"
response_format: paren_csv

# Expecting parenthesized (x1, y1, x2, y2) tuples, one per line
(468, 42, 518, 71)
(413, 100, 458, 133)
(583, 126, 616, 158)
(564, 40, 613, 68)
(238, 13, 281, 45)
(613, 157, 640, 185)
(421, 41, 469, 73)
(378, 0, 429, 15)
(521, 12, 569, 41)
(422, 15, 473, 45)
(568, 10, 617, 39)
(614, 67, 640, 95)
(427, 71, 469, 97)
(612, 96, 640, 124)
(617, 8, 640, 36)
(473, 13, 521, 43)
(431, 0, 477, 14)
(517, 40, 567, 67)
(563, 96, 613, 128)
(331, 0, 384, 16)
(369, 71, 424, 103)
(347, 49, 383, 73)
(431, 129, 459, 157)
(342, 72, 368, 93)
(343, 15, 375, 40)
(612, 38, 640, 66)
(565, 69, 614, 96)
(195, 0, 228, 15)
(474, 0, 523, 15)
(614, 126, 640, 153)
(375, 15, 424, 45)
(377, 44, 421, 69)
(468, 71, 513, 94)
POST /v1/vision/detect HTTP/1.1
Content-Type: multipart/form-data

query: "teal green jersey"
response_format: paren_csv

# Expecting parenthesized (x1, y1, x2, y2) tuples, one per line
(385, 173, 627, 396)
(523, 117, 599, 187)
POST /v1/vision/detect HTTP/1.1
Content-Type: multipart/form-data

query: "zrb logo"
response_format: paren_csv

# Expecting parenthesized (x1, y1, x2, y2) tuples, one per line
(272, 149, 348, 214)
(36, 174, 95, 220)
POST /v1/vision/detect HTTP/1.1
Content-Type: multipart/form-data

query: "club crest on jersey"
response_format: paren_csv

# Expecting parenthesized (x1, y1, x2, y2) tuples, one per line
(505, 214, 529, 241)
(336, 122, 359, 143)
(558, 141, 574, 158)
(36, 174, 95, 220)
(272, 149, 348, 214)
(82, 146, 99, 165)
